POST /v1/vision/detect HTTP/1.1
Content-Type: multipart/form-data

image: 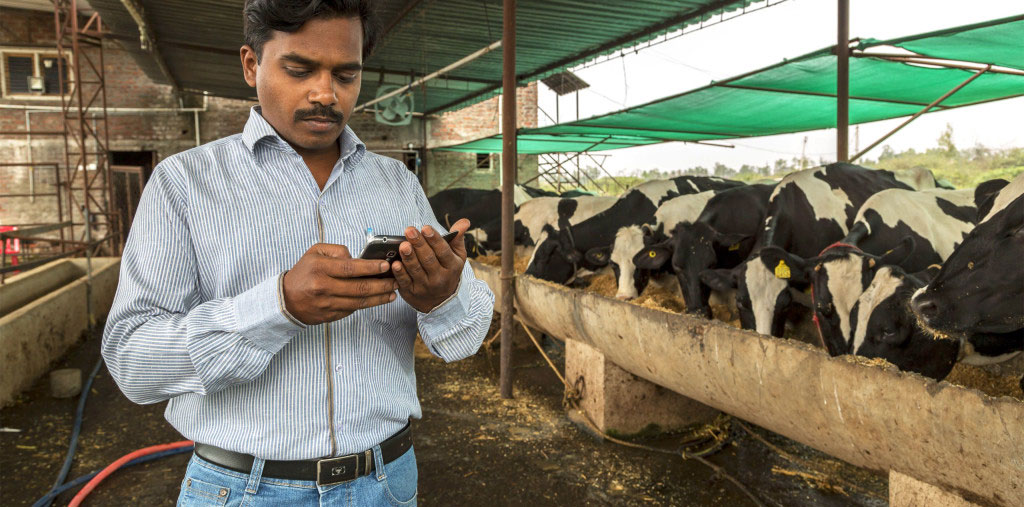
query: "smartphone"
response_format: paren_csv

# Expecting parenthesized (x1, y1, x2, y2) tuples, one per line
(359, 230, 459, 277)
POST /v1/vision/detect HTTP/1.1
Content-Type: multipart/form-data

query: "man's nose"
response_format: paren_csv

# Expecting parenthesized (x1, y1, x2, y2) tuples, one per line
(307, 71, 337, 107)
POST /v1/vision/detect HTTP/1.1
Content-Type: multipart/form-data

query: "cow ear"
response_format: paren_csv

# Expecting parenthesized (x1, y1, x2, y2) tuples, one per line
(557, 228, 582, 263)
(633, 245, 670, 270)
(759, 247, 811, 283)
(699, 268, 737, 292)
(712, 231, 751, 252)
(641, 223, 654, 237)
(584, 246, 611, 266)
(880, 235, 916, 267)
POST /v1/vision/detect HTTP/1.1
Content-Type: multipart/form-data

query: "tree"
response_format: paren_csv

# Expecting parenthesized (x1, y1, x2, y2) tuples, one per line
(774, 158, 789, 174)
(937, 123, 957, 154)
(879, 145, 896, 160)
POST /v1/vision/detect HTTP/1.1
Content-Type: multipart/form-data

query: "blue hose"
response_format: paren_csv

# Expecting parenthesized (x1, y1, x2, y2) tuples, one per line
(31, 446, 194, 507)
(51, 357, 105, 492)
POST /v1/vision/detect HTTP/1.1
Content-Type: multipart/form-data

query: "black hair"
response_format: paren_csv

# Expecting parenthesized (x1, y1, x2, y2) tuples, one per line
(243, 0, 381, 62)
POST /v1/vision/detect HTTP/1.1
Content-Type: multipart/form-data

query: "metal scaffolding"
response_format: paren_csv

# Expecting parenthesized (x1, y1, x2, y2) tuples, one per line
(54, 0, 117, 255)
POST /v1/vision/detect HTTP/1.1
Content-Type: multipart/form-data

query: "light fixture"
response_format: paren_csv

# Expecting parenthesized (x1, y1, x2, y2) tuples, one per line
(28, 76, 44, 93)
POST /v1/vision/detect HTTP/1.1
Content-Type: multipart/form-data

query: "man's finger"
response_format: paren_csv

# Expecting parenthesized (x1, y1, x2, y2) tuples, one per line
(447, 218, 471, 261)
(392, 260, 414, 289)
(422, 225, 459, 269)
(399, 240, 429, 286)
(405, 227, 441, 275)
(328, 292, 397, 313)
(313, 243, 352, 260)
(320, 274, 398, 297)
(319, 257, 391, 279)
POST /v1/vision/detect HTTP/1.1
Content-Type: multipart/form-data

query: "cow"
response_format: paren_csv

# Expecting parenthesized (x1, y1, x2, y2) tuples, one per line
(588, 190, 720, 300)
(697, 163, 912, 337)
(430, 185, 562, 257)
(625, 183, 776, 313)
(911, 173, 1024, 366)
(849, 265, 960, 380)
(758, 187, 983, 353)
(524, 176, 743, 284)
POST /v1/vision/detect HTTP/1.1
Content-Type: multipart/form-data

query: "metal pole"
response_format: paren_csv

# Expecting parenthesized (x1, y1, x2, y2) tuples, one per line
(354, 40, 502, 113)
(499, 0, 516, 399)
(836, 0, 849, 163)
(850, 66, 989, 163)
(84, 206, 94, 332)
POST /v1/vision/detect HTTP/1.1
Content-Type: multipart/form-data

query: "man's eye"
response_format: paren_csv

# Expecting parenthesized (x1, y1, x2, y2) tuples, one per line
(335, 74, 357, 83)
(286, 68, 310, 77)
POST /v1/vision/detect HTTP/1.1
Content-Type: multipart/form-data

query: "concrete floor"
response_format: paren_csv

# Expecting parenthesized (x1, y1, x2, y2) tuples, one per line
(0, 325, 888, 506)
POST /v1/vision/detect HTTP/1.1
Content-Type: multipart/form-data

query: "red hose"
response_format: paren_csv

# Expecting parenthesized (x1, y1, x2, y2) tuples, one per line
(68, 440, 194, 507)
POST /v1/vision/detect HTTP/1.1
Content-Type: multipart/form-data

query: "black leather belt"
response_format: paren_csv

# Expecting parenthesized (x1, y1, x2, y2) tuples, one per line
(194, 423, 412, 486)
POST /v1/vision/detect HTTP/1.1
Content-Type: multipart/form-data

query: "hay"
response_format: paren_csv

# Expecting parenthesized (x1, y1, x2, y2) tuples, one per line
(946, 363, 1023, 400)
(474, 254, 529, 273)
(583, 273, 619, 298)
(634, 284, 686, 314)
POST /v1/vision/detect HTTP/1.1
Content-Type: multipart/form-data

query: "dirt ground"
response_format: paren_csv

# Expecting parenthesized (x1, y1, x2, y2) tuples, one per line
(1, 325, 889, 506)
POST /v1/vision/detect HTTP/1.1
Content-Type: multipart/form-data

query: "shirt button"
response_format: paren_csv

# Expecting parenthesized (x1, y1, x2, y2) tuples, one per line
(335, 364, 343, 373)
(219, 488, 228, 497)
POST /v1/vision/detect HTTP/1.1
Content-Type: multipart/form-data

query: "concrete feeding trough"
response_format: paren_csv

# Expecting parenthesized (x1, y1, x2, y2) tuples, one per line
(470, 261, 1024, 506)
(1, 258, 120, 408)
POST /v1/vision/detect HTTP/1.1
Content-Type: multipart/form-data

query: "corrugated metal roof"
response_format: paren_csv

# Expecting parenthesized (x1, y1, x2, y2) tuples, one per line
(88, 0, 760, 109)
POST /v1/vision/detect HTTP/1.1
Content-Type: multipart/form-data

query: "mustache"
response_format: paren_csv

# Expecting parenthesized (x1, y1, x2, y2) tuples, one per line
(294, 105, 343, 123)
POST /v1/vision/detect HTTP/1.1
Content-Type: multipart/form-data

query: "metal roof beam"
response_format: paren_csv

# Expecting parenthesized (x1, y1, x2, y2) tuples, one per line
(425, 0, 748, 115)
(118, 0, 179, 91)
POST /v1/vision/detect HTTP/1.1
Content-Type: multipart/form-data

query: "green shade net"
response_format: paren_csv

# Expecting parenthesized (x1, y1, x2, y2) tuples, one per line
(438, 14, 1024, 154)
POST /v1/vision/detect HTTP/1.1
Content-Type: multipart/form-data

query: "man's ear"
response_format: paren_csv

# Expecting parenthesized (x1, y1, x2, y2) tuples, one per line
(241, 45, 259, 88)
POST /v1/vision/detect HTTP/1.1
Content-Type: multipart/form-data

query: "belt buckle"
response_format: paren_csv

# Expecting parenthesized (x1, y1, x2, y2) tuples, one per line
(316, 454, 359, 486)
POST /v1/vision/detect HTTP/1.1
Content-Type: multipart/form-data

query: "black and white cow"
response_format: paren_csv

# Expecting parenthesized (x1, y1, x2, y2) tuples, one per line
(586, 190, 720, 300)
(513, 196, 617, 249)
(911, 174, 1024, 365)
(524, 176, 743, 284)
(697, 163, 912, 337)
(758, 187, 983, 353)
(429, 185, 557, 257)
(849, 265, 960, 380)
(626, 183, 776, 314)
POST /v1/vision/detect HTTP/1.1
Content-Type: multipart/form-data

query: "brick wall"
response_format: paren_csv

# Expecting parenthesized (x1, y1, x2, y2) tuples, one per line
(422, 82, 540, 195)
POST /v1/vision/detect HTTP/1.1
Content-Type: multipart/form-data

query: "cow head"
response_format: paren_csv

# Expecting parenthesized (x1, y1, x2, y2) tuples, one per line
(699, 256, 798, 337)
(600, 224, 663, 300)
(759, 238, 916, 356)
(667, 221, 752, 318)
(852, 266, 959, 380)
(912, 195, 1024, 335)
(523, 226, 577, 284)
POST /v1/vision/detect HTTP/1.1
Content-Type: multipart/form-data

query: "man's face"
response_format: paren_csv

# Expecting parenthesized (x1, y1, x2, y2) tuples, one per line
(241, 16, 363, 155)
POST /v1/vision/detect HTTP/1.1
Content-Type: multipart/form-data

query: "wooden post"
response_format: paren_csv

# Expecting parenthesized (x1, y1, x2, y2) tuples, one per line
(499, 0, 517, 399)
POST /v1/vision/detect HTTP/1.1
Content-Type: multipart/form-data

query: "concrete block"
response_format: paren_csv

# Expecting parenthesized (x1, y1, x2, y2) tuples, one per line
(565, 339, 719, 437)
(49, 368, 81, 398)
(889, 470, 983, 507)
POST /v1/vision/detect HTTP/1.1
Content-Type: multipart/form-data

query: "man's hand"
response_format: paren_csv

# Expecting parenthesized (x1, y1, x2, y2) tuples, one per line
(282, 244, 398, 325)
(392, 219, 470, 313)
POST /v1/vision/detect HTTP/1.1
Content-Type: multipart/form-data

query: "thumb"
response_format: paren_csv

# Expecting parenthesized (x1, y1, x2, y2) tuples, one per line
(314, 243, 352, 260)
(449, 218, 471, 260)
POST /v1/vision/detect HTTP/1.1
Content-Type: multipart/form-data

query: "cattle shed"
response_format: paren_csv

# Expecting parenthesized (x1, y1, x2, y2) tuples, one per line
(2, 0, 1023, 505)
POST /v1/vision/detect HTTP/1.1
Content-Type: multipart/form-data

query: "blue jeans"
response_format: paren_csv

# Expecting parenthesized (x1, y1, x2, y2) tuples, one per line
(177, 445, 417, 506)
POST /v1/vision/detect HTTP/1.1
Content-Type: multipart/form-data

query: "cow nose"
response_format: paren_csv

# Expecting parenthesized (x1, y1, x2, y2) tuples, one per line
(913, 297, 939, 323)
(615, 293, 634, 301)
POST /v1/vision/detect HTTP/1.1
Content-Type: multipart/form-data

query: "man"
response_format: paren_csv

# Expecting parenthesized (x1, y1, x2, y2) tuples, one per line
(101, 1, 494, 505)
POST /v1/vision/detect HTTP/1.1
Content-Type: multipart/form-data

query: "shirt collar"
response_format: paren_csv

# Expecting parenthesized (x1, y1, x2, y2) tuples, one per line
(241, 106, 367, 169)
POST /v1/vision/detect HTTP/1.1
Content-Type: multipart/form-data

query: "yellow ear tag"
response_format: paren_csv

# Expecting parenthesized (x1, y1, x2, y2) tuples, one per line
(729, 243, 741, 251)
(648, 250, 657, 258)
(774, 260, 791, 279)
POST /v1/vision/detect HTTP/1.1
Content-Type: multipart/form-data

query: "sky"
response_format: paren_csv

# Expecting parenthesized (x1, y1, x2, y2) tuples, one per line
(535, 0, 1024, 176)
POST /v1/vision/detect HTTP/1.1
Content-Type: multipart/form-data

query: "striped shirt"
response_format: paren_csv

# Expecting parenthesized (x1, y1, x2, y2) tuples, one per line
(102, 107, 494, 460)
